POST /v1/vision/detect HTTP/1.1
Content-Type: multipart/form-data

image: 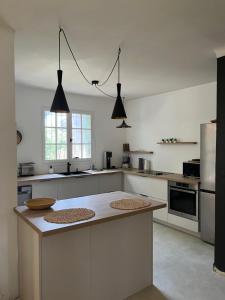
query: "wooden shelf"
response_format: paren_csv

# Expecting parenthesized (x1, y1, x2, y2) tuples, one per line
(126, 150, 154, 154)
(157, 142, 197, 145)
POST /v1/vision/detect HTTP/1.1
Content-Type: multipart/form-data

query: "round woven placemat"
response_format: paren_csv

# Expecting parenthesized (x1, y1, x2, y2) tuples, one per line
(44, 208, 95, 224)
(110, 198, 152, 210)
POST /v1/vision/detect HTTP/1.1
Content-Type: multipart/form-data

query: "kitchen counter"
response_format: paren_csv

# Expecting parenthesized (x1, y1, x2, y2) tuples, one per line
(14, 191, 165, 236)
(122, 168, 200, 185)
(16, 191, 165, 300)
(17, 168, 199, 185)
(17, 169, 122, 185)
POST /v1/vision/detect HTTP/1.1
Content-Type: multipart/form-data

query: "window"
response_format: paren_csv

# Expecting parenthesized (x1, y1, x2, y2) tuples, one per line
(44, 110, 91, 161)
(72, 113, 92, 159)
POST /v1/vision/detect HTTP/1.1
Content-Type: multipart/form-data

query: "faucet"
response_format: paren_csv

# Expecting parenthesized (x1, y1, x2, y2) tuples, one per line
(67, 162, 72, 174)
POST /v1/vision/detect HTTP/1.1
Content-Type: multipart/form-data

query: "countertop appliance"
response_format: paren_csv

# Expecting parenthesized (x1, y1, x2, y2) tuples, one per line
(18, 162, 35, 177)
(17, 185, 32, 206)
(183, 160, 200, 178)
(103, 151, 112, 169)
(138, 158, 145, 172)
(200, 122, 216, 244)
(168, 181, 199, 222)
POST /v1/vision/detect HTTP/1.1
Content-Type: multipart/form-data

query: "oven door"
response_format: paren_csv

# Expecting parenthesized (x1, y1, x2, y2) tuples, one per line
(169, 187, 198, 221)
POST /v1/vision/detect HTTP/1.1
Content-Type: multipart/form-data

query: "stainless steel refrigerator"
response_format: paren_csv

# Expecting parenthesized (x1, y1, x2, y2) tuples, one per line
(200, 122, 216, 244)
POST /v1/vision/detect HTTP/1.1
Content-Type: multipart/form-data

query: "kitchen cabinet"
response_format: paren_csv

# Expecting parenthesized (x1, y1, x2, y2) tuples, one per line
(124, 174, 167, 200)
(31, 173, 122, 201)
(124, 174, 168, 222)
(99, 173, 122, 193)
(167, 213, 199, 232)
(58, 176, 99, 200)
(32, 181, 59, 199)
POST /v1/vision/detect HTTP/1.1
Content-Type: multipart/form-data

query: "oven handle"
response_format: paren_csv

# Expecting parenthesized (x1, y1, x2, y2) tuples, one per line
(169, 187, 196, 194)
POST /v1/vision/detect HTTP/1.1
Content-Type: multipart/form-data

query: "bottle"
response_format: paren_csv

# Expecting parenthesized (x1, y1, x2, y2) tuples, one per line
(49, 165, 54, 174)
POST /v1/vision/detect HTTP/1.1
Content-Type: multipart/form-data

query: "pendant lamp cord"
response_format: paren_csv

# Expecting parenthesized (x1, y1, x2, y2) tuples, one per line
(59, 28, 61, 70)
(98, 48, 121, 86)
(58, 27, 122, 98)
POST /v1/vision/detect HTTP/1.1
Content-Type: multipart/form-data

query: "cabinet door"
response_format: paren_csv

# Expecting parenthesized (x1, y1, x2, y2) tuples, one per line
(58, 176, 99, 200)
(99, 173, 122, 194)
(124, 174, 168, 201)
(32, 181, 58, 199)
(153, 207, 168, 222)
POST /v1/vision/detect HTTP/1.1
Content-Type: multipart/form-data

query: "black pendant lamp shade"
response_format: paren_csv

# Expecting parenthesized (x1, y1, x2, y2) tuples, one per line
(111, 83, 127, 119)
(50, 70, 70, 113)
(116, 120, 131, 128)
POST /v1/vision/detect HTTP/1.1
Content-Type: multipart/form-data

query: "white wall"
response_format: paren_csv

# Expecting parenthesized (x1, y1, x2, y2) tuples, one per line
(16, 84, 125, 174)
(125, 82, 216, 173)
(0, 24, 18, 299)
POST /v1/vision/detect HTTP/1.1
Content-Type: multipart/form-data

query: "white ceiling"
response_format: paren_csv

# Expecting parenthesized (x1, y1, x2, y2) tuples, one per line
(1, 0, 225, 99)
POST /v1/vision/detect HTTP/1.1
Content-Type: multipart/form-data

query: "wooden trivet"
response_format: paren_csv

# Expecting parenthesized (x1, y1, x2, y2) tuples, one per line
(44, 208, 95, 224)
(110, 198, 152, 210)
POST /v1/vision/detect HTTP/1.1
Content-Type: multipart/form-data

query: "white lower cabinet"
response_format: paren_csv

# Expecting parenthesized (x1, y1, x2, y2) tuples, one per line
(124, 174, 167, 200)
(31, 173, 122, 201)
(32, 181, 59, 199)
(58, 176, 99, 200)
(167, 213, 199, 232)
(99, 173, 122, 193)
(124, 174, 168, 222)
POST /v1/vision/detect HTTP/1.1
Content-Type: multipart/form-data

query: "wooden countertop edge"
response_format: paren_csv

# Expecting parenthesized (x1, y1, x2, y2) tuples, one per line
(17, 170, 123, 184)
(122, 170, 200, 184)
(14, 202, 166, 237)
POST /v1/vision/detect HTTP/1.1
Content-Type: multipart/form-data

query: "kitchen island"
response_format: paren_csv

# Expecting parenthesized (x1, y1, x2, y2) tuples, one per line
(15, 191, 166, 300)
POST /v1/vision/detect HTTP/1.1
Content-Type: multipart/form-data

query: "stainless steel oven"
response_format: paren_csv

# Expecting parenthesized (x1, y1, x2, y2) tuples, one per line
(168, 181, 199, 221)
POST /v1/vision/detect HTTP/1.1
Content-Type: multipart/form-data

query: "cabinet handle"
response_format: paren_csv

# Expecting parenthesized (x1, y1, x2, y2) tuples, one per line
(139, 193, 149, 197)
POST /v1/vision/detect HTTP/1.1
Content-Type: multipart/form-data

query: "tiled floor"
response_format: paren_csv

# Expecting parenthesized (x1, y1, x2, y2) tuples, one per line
(127, 223, 225, 300)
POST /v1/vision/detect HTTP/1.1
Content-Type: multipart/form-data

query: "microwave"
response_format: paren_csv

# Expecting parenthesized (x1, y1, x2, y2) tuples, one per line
(183, 161, 200, 178)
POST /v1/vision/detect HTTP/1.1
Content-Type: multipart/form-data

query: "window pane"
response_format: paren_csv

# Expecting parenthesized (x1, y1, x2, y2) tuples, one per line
(45, 128, 56, 144)
(57, 144, 67, 160)
(82, 144, 91, 158)
(72, 129, 81, 143)
(82, 114, 91, 129)
(45, 111, 55, 127)
(72, 113, 81, 128)
(57, 128, 67, 144)
(45, 144, 56, 160)
(57, 113, 67, 128)
(82, 129, 91, 144)
(72, 144, 81, 158)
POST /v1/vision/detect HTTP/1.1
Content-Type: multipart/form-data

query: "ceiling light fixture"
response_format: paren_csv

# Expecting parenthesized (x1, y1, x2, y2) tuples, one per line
(116, 97, 131, 128)
(111, 48, 127, 119)
(50, 28, 70, 113)
(116, 120, 131, 128)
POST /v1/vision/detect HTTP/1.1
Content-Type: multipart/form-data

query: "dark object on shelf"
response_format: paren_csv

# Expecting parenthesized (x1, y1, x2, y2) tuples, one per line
(17, 130, 22, 145)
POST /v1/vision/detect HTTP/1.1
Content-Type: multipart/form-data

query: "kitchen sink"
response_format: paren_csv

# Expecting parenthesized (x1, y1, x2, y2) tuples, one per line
(58, 171, 89, 176)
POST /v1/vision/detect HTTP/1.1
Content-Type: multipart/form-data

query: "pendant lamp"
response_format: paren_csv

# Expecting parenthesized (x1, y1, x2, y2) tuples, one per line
(50, 28, 70, 113)
(111, 49, 127, 119)
(116, 120, 131, 128)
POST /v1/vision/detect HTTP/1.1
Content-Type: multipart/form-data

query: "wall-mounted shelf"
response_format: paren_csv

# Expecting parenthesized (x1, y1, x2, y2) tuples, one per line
(126, 150, 154, 154)
(157, 142, 197, 145)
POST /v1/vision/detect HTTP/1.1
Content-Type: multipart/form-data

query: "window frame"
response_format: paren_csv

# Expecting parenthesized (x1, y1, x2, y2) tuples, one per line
(42, 108, 93, 163)
(70, 110, 93, 161)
